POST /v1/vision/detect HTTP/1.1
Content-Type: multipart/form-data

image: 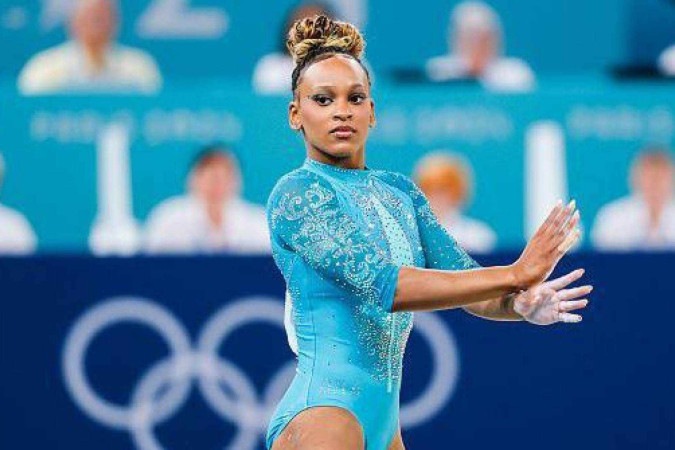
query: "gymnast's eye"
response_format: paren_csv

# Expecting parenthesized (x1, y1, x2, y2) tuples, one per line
(350, 93, 367, 104)
(311, 94, 333, 106)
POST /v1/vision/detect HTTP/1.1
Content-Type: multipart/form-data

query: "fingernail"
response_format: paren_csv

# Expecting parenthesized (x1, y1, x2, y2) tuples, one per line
(568, 199, 576, 209)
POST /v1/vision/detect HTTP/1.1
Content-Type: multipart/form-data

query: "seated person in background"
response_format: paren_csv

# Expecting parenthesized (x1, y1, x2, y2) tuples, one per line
(253, 2, 335, 95)
(0, 153, 37, 255)
(18, 0, 161, 95)
(592, 148, 675, 250)
(425, 1, 535, 92)
(144, 145, 270, 255)
(413, 152, 497, 253)
(658, 44, 675, 76)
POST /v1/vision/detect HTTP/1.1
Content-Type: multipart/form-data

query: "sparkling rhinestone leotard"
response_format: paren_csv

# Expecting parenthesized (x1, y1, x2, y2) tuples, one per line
(266, 158, 478, 449)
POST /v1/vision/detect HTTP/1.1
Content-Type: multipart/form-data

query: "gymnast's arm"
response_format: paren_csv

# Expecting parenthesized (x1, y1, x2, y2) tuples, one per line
(393, 267, 523, 314)
(461, 293, 521, 321)
(390, 175, 579, 314)
(267, 173, 578, 316)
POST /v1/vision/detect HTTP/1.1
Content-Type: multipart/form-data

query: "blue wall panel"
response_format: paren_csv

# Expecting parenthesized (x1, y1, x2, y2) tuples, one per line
(1, 253, 673, 449)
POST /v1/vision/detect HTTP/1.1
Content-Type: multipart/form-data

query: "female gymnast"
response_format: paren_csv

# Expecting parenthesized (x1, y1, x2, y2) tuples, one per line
(266, 15, 591, 450)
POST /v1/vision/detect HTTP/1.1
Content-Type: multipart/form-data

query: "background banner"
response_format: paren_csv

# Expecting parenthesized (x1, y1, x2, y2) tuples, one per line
(1, 253, 673, 449)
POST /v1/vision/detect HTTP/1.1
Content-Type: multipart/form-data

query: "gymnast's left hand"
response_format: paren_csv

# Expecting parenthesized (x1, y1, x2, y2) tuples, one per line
(514, 268, 592, 325)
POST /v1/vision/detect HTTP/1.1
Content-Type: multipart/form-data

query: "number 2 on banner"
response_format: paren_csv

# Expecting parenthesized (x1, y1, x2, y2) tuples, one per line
(136, 0, 229, 39)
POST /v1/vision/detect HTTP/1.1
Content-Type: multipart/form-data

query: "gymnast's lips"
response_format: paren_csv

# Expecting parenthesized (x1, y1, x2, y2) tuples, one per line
(330, 126, 357, 138)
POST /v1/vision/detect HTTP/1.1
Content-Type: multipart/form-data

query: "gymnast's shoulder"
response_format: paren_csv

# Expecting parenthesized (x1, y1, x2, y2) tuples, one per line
(371, 169, 422, 196)
(266, 166, 332, 209)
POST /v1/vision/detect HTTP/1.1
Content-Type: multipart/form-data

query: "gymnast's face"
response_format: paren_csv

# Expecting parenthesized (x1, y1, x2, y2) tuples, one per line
(289, 55, 375, 168)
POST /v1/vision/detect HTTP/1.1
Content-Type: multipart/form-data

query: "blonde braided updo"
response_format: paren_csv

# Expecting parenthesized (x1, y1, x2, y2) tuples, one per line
(286, 15, 370, 92)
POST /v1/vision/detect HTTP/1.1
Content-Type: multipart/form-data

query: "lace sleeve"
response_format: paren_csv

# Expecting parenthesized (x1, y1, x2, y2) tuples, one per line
(267, 172, 401, 311)
(395, 174, 480, 271)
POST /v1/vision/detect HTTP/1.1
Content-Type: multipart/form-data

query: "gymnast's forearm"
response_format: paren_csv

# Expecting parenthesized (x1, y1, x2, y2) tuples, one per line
(391, 266, 522, 312)
(462, 294, 523, 321)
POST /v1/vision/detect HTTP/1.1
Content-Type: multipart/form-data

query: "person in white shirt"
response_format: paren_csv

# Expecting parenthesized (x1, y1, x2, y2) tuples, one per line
(592, 149, 675, 251)
(658, 44, 675, 77)
(425, 1, 535, 93)
(253, 2, 335, 95)
(18, 0, 161, 95)
(413, 152, 497, 253)
(0, 153, 37, 255)
(144, 146, 270, 255)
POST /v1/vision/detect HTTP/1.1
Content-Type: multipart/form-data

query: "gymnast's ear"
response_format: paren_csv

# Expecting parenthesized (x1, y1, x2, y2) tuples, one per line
(289, 98, 301, 131)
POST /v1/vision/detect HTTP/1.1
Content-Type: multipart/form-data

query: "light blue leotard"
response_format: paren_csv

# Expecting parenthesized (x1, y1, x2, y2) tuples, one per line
(266, 158, 478, 449)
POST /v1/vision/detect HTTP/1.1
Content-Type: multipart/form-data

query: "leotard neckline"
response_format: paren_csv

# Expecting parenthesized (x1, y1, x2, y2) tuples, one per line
(304, 157, 372, 183)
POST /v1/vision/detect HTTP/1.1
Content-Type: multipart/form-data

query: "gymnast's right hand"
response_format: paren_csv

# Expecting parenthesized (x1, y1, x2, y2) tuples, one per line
(511, 200, 580, 289)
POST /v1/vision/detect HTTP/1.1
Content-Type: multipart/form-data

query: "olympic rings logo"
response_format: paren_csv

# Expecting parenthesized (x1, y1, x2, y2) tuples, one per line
(62, 296, 460, 450)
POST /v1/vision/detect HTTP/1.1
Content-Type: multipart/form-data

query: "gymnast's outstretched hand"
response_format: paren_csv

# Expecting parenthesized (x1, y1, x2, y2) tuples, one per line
(512, 200, 581, 289)
(514, 268, 592, 325)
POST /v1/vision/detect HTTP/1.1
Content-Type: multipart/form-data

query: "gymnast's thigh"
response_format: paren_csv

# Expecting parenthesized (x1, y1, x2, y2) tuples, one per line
(271, 406, 365, 450)
(387, 428, 406, 450)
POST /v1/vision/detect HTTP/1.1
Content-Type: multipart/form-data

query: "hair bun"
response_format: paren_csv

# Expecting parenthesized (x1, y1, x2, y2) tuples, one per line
(286, 15, 365, 66)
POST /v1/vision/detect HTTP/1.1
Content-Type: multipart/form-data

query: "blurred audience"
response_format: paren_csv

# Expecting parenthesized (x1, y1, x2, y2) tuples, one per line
(592, 149, 675, 251)
(413, 152, 497, 253)
(252, 2, 335, 95)
(144, 145, 270, 255)
(425, 1, 535, 92)
(18, 0, 161, 95)
(0, 153, 37, 255)
(658, 44, 675, 76)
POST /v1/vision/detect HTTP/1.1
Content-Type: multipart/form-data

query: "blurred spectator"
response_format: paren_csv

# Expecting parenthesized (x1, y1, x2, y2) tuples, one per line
(144, 145, 270, 255)
(413, 152, 496, 253)
(18, 0, 161, 95)
(0, 153, 37, 255)
(658, 44, 675, 76)
(592, 149, 675, 251)
(425, 1, 535, 92)
(252, 2, 335, 95)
